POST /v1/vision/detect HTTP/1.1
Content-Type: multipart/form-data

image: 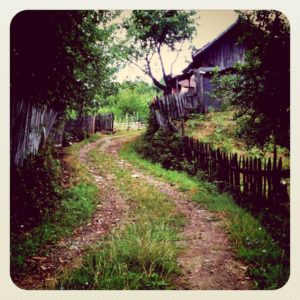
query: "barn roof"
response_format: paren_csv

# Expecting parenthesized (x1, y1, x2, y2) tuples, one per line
(183, 19, 241, 74)
(169, 19, 242, 86)
(192, 20, 239, 60)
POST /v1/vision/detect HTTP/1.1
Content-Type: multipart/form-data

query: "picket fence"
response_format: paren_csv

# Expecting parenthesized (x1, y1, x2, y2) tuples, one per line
(182, 136, 289, 206)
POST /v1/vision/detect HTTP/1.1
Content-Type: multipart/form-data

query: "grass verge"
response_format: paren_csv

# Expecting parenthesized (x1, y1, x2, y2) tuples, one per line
(184, 111, 290, 168)
(119, 136, 289, 290)
(10, 135, 100, 279)
(58, 135, 183, 290)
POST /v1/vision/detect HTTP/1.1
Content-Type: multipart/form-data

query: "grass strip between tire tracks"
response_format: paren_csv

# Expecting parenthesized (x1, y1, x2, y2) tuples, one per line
(58, 134, 184, 289)
(118, 136, 289, 290)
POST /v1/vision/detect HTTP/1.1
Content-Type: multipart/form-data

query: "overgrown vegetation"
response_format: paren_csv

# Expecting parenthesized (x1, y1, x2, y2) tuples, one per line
(134, 111, 193, 173)
(11, 144, 62, 233)
(11, 10, 121, 116)
(120, 137, 289, 289)
(98, 80, 156, 122)
(11, 136, 99, 279)
(184, 111, 290, 168)
(59, 136, 183, 289)
(210, 11, 290, 150)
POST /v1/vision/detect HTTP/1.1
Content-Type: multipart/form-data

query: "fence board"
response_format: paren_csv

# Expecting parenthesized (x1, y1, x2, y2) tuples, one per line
(11, 100, 58, 166)
(181, 136, 289, 210)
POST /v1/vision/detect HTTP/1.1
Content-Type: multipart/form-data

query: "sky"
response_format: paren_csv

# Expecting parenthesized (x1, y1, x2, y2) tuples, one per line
(116, 10, 238, 83)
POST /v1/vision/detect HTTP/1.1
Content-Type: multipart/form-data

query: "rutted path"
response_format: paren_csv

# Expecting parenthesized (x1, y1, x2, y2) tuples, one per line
(101, 135, 252, 290)
(14, 133, 252, 290)
(14, 137, 128, 289)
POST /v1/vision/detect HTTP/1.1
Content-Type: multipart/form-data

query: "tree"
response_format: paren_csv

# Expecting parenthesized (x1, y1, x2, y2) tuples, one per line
(122, 10, 197, 94)
(211, 10, 290, 150)
(11, 10, 120, 117)
(99, 81, 157, 121)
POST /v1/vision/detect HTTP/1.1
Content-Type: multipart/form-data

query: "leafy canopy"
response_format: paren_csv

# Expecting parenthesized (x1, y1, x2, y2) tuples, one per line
(11, 10, 121, 116)
(211, 10, 290, 150)
(122, 10, 197, 93)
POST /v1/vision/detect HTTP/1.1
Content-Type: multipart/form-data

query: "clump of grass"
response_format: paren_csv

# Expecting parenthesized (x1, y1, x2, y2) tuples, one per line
(119, 137, 289, 290)
(58, 140, 183, 290)
(61, 222, 179, 289)
(11, 135, 100, 278)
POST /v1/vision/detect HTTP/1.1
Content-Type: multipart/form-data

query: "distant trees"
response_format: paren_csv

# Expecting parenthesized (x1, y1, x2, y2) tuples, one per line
(11, 10, 120, 116)
(211, 10, 290, 150)
(99, 81, 157, 121)
(122, 10, 197, 94)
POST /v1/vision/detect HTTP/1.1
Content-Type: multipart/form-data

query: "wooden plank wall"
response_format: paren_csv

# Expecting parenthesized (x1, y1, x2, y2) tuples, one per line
(11, 106, 115, 166)
(95, 113, 114, 132)
(151, 93, 203, 121)
(195, 25, 246, 70)
(11, 100, 58, 166)
(151, 89, 222, 123)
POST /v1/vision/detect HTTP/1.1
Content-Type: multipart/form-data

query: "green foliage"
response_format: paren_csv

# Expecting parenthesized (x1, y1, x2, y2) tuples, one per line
(61, 223, 179, 289)
(124, 10, 196, 50)
(184, 111, 290, 168)
(120, 137, 199, 192)
(120, 137, 289, 289)
(122, 10, 197, 92)
(11, 144, 62, 232)
(11, 138, 99, 278)
(136, 125, 191, 172)
(59, 136, 182, 289)
(210, 11, 290, 150)
(11, 10, 121, 115)
(11, 182, 98, 278)
(99, 81, 156, 121)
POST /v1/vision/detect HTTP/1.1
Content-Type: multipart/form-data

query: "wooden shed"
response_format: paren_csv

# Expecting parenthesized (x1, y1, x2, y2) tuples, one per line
(170, 20, 246, 112)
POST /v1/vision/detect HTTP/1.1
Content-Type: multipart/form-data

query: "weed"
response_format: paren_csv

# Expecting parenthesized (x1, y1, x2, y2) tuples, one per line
(184, 110, 290, 167)
(120, 137, 289, 289)
(10, 136, 100, 279)
(58, 136, 183, 289)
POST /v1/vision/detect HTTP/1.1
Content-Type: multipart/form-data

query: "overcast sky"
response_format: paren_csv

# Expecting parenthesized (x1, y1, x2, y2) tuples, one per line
(116, 10, 238, 83)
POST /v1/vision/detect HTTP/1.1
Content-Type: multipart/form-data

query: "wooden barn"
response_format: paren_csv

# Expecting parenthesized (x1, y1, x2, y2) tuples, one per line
(170, 20, 246, 112)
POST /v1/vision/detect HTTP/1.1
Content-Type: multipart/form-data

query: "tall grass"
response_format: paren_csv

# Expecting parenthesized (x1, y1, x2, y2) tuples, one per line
(11, 135, 100, 278)
(119, 137, 289, 289)
(58, 140, 183, 290)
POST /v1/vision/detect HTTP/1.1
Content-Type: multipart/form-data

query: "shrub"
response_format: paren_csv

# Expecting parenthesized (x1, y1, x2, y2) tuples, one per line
(11, 144, 62, 233)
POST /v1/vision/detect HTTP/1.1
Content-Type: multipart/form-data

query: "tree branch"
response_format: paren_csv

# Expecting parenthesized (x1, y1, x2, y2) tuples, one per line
(127, 55, 167, 91)
(145, 55, 167, 91)
(170, 42, 184, 75)
(157, 44, 167, 80)
(127, 57, 150, 76)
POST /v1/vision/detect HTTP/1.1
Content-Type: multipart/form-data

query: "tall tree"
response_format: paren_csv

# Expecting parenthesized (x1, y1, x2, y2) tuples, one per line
(11, 10, 120, 116)
(122, 10, 197, 94)
(211, 10, 290, 150)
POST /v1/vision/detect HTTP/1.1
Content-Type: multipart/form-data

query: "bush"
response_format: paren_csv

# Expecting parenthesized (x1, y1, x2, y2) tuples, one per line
(136, 113, 195, 173)
(11, 144, 62, 233)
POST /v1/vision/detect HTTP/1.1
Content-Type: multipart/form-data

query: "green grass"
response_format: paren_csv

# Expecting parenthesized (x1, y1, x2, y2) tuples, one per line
(184, 111, 290, 168)
(119, 136, 289, 289)
(58, 136, 183, 289)
(11, 135, 100, 278)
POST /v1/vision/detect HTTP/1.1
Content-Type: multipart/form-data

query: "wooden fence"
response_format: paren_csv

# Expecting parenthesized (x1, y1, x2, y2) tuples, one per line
(11, 100, 58, 166)
(60, 113, 115, 144)
(114, 121, 146, 131)
(11, 106, 115, 165)
(182, 136, 290, 206)
(95, 113, 114, 132)
(150, 93, 203, 121)
(64, 116, 96, 135)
